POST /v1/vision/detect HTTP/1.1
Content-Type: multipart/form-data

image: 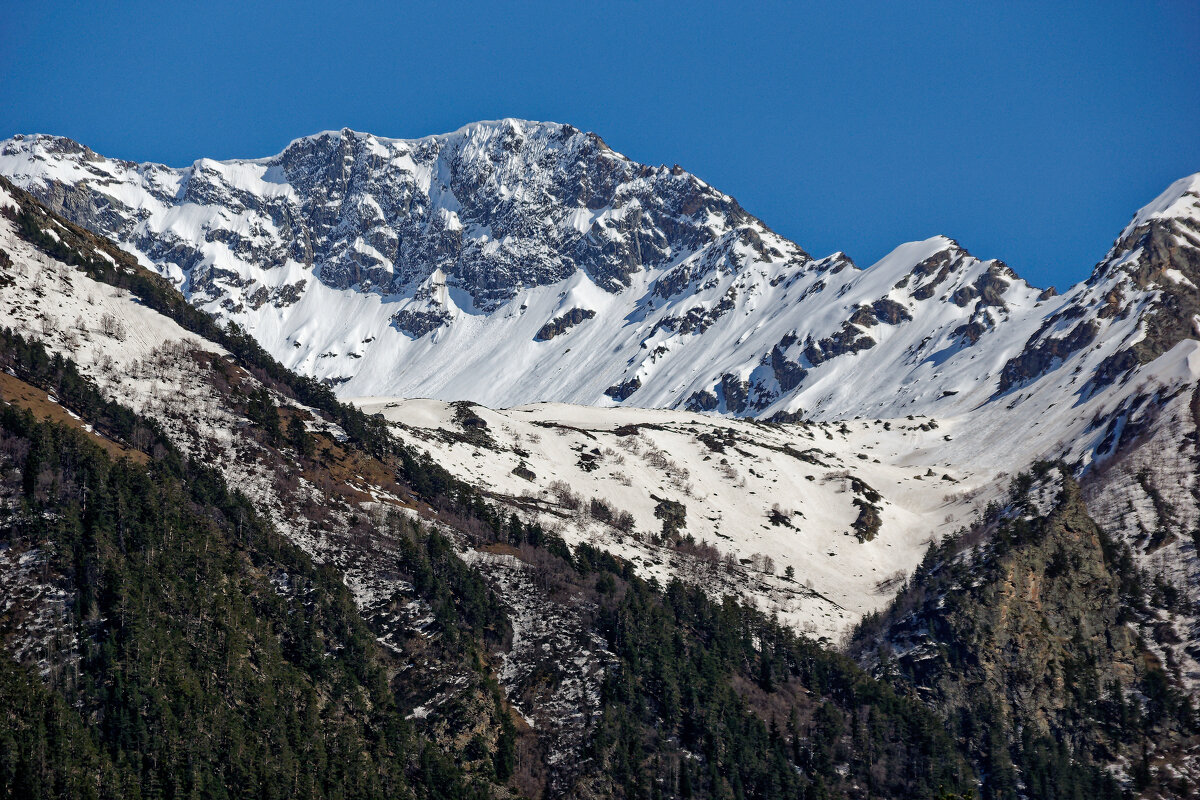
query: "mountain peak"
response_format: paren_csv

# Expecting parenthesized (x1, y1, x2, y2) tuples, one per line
(285, 118, 574, 148)
(1085, 171, 1200, 290)
(867, 235, 964, 276)
(1118, 171, 1200, 243)
(2, 133, 96, 162)
(0, 128, 1193, 424)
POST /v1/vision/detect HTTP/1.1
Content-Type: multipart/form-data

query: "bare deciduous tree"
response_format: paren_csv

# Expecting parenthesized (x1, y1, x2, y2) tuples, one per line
(100, 313, 128, 341)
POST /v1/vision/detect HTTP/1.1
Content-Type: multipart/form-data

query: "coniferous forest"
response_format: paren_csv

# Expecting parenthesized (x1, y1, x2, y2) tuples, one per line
(2, 62, 1199, 797)
(0, 325, 978, 799)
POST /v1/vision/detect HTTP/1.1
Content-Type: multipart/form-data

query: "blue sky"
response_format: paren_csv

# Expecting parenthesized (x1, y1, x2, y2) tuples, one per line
(2, 1, 1197, 290)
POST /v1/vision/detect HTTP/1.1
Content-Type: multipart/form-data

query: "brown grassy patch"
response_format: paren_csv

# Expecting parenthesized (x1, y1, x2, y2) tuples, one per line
(268, 407, 420, 512)
(0, 372, 148, 463)
(479, 542, 524, 558)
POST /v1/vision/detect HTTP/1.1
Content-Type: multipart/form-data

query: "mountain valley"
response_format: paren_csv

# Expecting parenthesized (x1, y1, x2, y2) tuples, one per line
(1, 121, 1200, 798)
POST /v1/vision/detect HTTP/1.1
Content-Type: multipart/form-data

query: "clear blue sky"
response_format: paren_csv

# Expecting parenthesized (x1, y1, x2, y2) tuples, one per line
(2, 1, 1197, 290)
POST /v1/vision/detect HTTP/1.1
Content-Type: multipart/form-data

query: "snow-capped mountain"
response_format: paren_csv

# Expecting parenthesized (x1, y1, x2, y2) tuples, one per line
(6, 127, 1200, 794)
(8, 121, 1184, 428)
(3, 121, 1199, 537)
(1, 124, 1196, 429)
(1, 122, 811, 408)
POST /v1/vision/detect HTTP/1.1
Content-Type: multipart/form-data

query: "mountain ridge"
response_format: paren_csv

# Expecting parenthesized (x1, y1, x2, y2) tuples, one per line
(5, 125, 1200, 797)
(0, 123, 1079, 419)
(3, 127, 1198, 494)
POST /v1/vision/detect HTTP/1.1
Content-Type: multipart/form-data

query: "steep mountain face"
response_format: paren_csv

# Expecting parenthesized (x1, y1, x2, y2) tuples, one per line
(0, 175, 982, 800)
(0, 125, 1067, 419)
(0, 123, 755, 305)
(851, 466, 1200, 798)
(3, 126, 1197, 435)
(0, 123, 807, 408)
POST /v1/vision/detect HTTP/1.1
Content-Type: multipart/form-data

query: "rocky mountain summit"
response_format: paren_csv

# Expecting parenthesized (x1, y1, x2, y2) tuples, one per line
(0, 121, 767, 307)
(4, 121, 1200, 797)
(3, 124, 1197, 428)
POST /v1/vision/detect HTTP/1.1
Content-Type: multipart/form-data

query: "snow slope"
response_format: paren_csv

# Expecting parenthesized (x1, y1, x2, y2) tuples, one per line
(4, 126, 1196, 437)
(5, 126, 1200, 644)
(353, 320, 1200, 639)
(0, 125, 1081, 420)
(359, 398, 981, 637)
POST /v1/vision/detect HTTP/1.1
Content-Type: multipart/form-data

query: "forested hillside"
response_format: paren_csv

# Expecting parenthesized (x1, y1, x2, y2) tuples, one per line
(852, 465, 1200, 798)
(0, 185, 980, 799)
(3, 155, 1200, 798)
(0, 325, 978, 799)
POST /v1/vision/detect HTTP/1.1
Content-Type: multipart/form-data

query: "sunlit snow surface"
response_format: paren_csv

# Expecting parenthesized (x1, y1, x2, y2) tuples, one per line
(356, 324, 1200, 640)
(5, 126, 1200, 641)
(0, 124, 1128, 420)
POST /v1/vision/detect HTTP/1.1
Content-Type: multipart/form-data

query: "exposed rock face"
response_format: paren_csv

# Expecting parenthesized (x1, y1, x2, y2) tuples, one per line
(535, 307, 595, 341)
(0, 123, 754, 310)
(851, 470, 1198, 795)
(392, 308, 452, 338)
(803, 322, 877, 366)
(603, 376, 641, 401)
(1, 129, 1199, 441)
(871, 297, 913, 324)
(684, 389, 718, 412)
(1106, 203, 1200, 366)
(996, 320, 1099, 394)
(767, 338, 807, 392)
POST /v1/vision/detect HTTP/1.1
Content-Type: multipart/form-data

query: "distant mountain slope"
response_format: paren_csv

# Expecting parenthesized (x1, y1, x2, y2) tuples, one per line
(358, 398, 986, 639)
(0, 172, 982, 800)
(0, 125, 1139, 421)
(2, 126, 1196, 432)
